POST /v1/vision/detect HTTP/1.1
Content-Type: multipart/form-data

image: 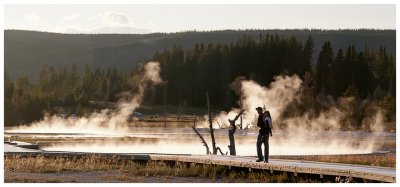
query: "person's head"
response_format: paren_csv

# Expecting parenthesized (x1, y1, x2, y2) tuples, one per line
(265, 111, 271, 118)
(256, 107, 263, 114)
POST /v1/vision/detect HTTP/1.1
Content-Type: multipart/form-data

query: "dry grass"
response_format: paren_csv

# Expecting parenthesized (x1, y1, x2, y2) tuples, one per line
(270, 153, 396, 168)
(5, 155, 318, 183)
(5, 155, 129, 173)
(7, 153, 391, 183)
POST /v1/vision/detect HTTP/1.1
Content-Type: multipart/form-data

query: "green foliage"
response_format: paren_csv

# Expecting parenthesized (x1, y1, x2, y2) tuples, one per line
(315, 41, 334, 94)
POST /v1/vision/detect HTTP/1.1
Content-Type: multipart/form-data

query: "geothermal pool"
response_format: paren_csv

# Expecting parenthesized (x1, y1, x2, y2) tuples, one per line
(4, 126, 394, 156)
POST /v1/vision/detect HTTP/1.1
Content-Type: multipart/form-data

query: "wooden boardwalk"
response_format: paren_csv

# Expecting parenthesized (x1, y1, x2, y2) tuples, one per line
(4, 142, 396, 183)
(150, 154, 396, 183)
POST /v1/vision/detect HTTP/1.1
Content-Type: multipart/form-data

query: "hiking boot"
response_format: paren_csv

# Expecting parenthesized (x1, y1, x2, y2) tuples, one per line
(256, 159, 263, 162)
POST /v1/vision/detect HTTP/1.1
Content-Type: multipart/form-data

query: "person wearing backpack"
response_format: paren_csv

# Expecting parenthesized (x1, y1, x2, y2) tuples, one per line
(255, 107, 272, 163)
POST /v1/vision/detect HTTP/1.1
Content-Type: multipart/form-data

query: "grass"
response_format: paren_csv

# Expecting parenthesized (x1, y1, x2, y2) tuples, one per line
(5, 155, 123, 173)
(5, 155, 320, 183)
(270, 153, 396, 168)
(5, 175, 66, 183)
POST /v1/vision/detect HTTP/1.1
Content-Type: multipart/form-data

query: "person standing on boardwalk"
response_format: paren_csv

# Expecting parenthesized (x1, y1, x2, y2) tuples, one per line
(256, 107, 272, 163)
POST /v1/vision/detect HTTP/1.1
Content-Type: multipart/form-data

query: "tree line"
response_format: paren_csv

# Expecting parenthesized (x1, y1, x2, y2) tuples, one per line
(4, 34, 396, 130)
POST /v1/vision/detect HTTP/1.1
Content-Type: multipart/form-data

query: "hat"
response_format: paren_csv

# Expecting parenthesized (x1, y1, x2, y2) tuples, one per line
(255, 107, 263, 111)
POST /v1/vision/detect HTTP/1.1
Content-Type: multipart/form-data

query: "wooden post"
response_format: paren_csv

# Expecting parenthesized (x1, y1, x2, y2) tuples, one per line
(239, 98, 243, 129)
(177, 100, 186, 120)
(163, 81, 168, 127)
(206, 92, 217, 155)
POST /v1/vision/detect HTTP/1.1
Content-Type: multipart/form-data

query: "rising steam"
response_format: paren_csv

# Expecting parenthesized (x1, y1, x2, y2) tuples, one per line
(7, 62, 162, 134)
(198, 74, 387, 155)
(205, 75, 302, 128)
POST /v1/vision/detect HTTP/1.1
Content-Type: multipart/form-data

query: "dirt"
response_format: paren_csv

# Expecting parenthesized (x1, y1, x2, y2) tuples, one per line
(4, 171, 223, 183)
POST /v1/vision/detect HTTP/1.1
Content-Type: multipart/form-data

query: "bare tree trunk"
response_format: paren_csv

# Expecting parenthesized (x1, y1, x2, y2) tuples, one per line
(206, 92, 217, 155)
(192, 116, 210, 155)
(216, 147, 226, 155)
(228, 109, 245, 156)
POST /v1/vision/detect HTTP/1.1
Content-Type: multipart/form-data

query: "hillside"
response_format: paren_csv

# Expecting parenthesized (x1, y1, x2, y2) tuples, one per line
(4, 29, 396, 81)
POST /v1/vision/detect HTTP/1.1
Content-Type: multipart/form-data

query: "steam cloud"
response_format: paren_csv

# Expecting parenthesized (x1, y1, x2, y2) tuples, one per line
(201, 75, 302, 129)
(198, 74, 387, 155)
(8, 62, 162, 134)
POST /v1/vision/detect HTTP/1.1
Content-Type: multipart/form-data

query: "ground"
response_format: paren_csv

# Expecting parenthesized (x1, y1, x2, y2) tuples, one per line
(5, 171, 223, 183)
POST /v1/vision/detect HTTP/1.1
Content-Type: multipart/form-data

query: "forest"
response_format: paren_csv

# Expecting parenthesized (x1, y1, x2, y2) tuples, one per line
(4, 32, 396, 131)
(5, 29, 395, 81)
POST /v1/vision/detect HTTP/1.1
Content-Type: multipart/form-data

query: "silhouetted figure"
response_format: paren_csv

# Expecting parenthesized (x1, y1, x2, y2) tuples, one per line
(256, 107, 272, 163)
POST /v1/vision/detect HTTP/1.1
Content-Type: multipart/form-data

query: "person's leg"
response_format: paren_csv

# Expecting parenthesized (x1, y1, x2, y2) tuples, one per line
(256, 134, 263, 161)
(264, 135, 269, 163)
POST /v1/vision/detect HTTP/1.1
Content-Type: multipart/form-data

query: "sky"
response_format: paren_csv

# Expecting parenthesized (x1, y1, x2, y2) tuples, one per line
(4, 4, 396, 34)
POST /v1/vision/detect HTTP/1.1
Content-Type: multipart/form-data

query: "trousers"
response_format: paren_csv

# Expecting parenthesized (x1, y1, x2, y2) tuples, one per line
(257, 133, 269, 161)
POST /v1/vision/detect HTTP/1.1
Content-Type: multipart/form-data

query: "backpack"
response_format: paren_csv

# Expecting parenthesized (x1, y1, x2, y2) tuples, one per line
(263, 112, 272, 129)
